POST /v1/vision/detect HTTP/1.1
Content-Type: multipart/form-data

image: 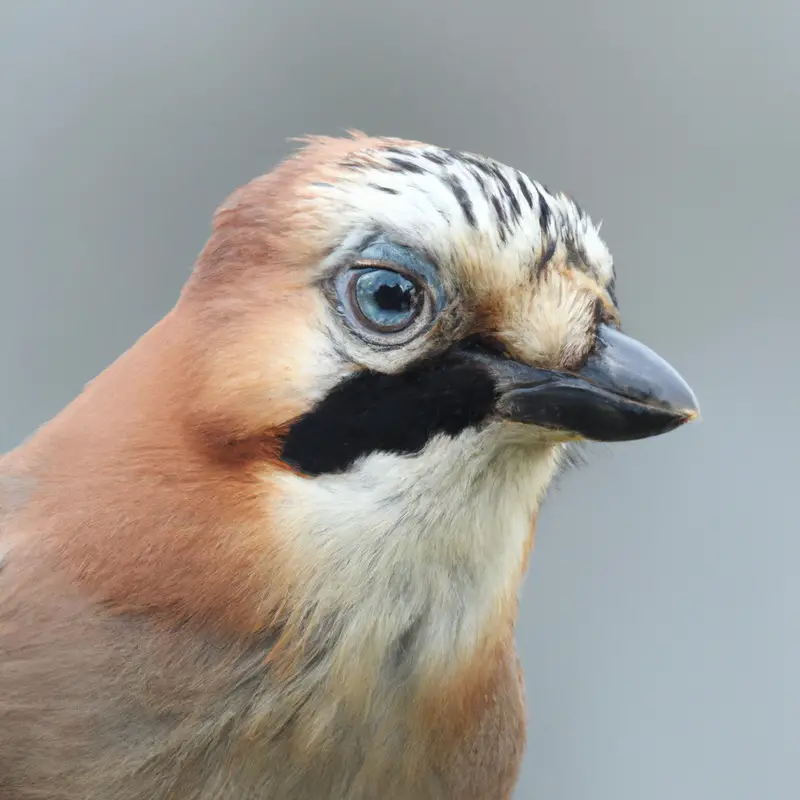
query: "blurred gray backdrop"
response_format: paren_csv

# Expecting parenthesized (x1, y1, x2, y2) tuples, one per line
(1, 1, 797, 798)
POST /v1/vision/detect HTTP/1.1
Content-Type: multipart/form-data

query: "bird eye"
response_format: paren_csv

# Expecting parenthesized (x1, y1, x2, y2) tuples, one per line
(348, 268, 422, 333)
(331, 240, 442, 347)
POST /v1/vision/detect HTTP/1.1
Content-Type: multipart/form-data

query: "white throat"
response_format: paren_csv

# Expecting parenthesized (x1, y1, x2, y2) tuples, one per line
(272, 425, 564, 685)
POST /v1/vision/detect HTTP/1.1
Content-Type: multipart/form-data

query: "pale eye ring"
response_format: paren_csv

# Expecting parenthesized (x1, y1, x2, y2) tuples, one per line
(347, 267, 424, 333)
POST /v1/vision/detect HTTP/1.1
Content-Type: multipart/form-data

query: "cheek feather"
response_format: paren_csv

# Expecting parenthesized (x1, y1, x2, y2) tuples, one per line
(188, 293, 339, 444)
(7, 343, 298, 637)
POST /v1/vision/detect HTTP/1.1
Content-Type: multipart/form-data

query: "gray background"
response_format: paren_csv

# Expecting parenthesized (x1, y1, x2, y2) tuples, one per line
(1, 1, 796, 797)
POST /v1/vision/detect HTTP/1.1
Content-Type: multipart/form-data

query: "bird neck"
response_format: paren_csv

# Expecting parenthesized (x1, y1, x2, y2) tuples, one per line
(2, 310, 291, 636)
(266, 429, 563, 709)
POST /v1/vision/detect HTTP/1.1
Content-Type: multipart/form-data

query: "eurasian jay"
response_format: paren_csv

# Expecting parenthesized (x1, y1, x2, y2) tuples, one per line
(0, 133, 698, 799)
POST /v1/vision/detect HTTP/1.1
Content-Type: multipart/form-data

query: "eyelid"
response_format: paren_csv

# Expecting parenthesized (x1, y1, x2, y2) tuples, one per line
(360, 240, 439, 281)
(349, 259, 417, 277)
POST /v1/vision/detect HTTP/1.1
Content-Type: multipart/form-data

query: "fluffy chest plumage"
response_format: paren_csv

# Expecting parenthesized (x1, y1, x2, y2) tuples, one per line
(121, 428, 557, 799)
(0, 558, 523, 800)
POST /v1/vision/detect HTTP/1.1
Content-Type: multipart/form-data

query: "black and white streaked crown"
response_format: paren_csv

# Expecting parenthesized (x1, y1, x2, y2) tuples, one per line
(308, 137, 616, 303)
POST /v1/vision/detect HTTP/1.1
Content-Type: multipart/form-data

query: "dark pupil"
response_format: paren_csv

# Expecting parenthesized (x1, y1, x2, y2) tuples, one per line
(355, 269, 419, 330)
(374, 280, 413, 312)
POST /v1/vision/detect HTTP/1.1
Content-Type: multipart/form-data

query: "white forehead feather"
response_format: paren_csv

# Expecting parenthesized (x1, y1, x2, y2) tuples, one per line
(307, 141, 615, 290)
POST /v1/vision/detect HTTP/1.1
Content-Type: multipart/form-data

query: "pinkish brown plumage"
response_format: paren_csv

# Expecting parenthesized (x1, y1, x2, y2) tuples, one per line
(0, 133, 697, 799)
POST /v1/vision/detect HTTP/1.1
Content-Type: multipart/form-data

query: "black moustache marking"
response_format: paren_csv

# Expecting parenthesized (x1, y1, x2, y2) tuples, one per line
(280, 355, 498, 477)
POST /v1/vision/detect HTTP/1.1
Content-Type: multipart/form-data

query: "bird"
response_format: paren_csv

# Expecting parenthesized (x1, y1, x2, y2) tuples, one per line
(0, 132, 698, 800)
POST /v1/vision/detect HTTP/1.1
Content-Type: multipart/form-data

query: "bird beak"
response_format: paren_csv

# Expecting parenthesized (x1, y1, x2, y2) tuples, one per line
(466, 324, 700, 442)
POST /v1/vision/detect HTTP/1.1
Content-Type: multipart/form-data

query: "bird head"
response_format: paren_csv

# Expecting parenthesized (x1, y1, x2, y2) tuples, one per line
(182, 133, 697, 473)
(164, 133, 699, 680)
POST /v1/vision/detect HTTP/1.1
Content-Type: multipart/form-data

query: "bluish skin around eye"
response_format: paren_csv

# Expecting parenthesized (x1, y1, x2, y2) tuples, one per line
(358, 237, 446, 313)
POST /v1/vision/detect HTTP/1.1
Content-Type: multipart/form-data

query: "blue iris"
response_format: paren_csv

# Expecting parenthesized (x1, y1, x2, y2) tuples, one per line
(354, 268, 419, 331)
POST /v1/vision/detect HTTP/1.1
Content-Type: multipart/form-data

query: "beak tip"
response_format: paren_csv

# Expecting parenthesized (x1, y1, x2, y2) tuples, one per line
(681, 406, 701, 425)
(660, 370, 700, 427)
(677, 384, 701, 424)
